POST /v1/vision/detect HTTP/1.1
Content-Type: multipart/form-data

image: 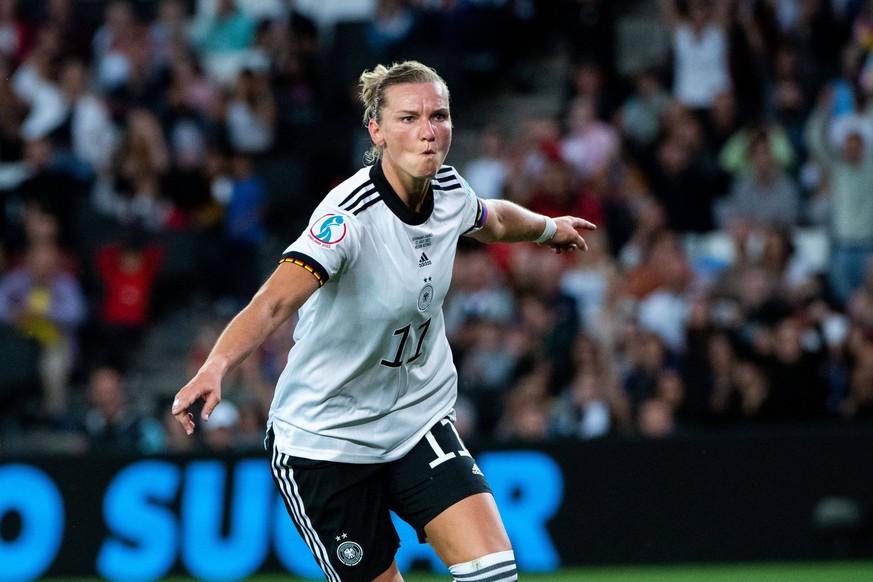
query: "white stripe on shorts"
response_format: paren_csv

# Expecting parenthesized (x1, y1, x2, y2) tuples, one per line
(271, 448, 342, 582)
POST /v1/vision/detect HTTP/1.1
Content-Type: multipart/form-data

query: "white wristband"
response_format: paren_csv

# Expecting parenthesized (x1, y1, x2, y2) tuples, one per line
(535, 216, 557, 244)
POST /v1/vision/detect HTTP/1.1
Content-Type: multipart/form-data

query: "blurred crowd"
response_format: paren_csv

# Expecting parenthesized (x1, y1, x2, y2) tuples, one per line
(2, 0, 873, 455)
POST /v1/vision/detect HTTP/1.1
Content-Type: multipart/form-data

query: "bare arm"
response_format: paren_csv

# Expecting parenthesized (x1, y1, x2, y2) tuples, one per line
(469, 199, 596, 253)
(171, 262, 320, 434)
(804, 88, 837, 166)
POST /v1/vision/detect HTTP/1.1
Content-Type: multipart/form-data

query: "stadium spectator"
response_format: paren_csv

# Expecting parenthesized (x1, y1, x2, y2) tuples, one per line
(525, 149, 602, 225)
(622, 228, 693, 301)
(703, 89, 743, 157)
(637, 396, 677, 437)
(658, 0, 732, 113)
(443, 237, 515, 351)
(190, 0, 257, 85)
(560, 58, 614, 125)
(91, 0, 146, 93)
(0, 239, 86, 420)
(52, 57, 119, 175)
(496, 363, 552, 442)
(687, 326, 739, 423)
(640, 131, 718, 234)
(95, 108, 177, 231)
(11, 21, 62, 109)
(560, 228, 620, 336)
(10, 133, 91, 251)
(550, 334, 626, 439)
(840, 331, 873, 420)
(765, 42, 814, 158)
(90, 229, 164, 370)
(758, 225, 821, 303)
(847, 256, 873, 335)
(212, 150, 267, 304)
(560, 95, 620, 187)
(622, 328, 674, 411)
(557, 2, 619, 115)
(617, 68, 672, 149)
(511, 246, 581, 390)
(462, 123, 510, 200)
(78, 364, 160, 453)
(458, 313, 517, 436)
(715, 129, 802, 230)
(502, 112, 561, 206)
(805, 86, 873, 306)
(718, 121, 796, 178)
(149, 0, 191, 72)
(201, 399, 240, 451)
(224, 67, 276, 154)
(0, 0, 31, 67)
(364, 0, 416, 59)
(164, 53, 221, 121)
(759, 315, 829, 421)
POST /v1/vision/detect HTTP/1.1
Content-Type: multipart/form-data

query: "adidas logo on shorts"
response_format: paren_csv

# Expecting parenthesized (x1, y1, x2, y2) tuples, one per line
(419, 252, 432, 267)
(472, 463, 484, 476)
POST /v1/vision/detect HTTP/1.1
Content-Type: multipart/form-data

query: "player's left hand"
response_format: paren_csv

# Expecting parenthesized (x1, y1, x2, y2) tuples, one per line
(541, 216, 596, 254)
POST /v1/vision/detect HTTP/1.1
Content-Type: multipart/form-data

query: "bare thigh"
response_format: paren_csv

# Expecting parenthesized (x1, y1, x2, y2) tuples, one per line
(423, 492, 512, 567)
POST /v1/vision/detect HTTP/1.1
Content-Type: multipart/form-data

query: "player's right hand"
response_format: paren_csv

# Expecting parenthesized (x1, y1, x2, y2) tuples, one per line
(171, 370, 222, 435)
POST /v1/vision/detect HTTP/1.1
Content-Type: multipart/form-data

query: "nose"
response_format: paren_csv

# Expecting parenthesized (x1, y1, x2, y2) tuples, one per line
(420, 118, 436, 140)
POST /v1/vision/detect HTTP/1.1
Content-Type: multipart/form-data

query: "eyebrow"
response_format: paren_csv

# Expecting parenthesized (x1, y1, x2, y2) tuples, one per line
(396, 108, 450, 116)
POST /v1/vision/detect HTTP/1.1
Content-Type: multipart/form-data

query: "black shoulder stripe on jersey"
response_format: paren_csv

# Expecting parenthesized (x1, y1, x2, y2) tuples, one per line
(339, 180, 375, 207)
(436, 166, 454, 176)
(353, 196, 382, 215)
(280, 251, 329, 286)
(436, 182, 463, 191)
(340, 188, 379, 214)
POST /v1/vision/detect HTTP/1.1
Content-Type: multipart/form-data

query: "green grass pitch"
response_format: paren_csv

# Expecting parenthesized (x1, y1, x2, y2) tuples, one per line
(47, 561, 873, 581)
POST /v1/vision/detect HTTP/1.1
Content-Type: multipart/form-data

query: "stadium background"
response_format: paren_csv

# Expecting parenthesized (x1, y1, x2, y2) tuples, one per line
(2, 0, 873, 579)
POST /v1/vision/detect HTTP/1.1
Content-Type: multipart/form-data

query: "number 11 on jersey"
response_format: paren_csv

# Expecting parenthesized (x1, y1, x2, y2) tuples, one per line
(380, 319, 431, 368)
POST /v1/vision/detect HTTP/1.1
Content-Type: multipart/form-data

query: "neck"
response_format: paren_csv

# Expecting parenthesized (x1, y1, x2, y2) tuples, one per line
(381, 158, 431, 212)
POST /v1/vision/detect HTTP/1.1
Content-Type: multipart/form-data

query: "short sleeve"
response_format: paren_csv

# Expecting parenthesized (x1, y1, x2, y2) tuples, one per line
(280, 210, 360, 286)
(458, 174, 488, 236)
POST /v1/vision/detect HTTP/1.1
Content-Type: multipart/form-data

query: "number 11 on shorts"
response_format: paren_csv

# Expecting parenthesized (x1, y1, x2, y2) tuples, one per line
(425, 418, 471, 469)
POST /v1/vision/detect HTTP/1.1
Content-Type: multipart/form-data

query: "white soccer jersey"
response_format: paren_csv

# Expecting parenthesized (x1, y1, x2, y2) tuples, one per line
(268, 162, 488, 463)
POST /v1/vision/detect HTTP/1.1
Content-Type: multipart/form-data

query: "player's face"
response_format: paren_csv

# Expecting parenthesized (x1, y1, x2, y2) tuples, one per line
(369, 81, 452, 188)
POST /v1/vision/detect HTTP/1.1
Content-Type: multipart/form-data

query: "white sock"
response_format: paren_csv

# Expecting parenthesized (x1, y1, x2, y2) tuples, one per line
(449, 550, 517, 582)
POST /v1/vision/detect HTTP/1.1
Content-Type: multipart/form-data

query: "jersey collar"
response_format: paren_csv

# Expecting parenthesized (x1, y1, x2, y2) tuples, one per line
(369, 160, 434, 225)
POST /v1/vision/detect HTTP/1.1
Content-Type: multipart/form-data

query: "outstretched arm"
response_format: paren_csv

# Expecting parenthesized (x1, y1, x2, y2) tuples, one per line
(469, 199, 596, 253)
(171, 262, 320, 434)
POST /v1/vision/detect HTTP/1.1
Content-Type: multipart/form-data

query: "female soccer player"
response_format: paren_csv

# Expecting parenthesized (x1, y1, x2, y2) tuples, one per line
(172, 60, 595, 582)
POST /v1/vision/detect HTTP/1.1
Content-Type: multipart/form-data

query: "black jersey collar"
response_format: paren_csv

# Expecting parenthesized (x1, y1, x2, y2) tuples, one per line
(369, 160, 434, 225)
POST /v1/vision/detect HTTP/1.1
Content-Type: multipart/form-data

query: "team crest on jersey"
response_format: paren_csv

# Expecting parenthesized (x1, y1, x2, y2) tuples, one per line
(418, 283, 434, 311)
(309, 214, 346, 247)
(336, 540, 363, 566)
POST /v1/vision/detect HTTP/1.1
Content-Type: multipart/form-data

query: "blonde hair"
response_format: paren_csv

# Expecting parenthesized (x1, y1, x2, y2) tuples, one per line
(358, 60, 450, 165)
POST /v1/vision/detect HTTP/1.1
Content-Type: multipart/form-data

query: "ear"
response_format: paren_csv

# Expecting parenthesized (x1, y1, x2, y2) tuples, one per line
(368, 119, 384, 148)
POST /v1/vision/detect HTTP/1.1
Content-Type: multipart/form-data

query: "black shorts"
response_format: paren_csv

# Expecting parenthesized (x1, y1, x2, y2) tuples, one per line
(268, 416, 491, 582)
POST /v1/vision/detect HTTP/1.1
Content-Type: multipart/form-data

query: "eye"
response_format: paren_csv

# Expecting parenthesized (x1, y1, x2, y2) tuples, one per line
(433, 113, 448, 121)
(400, 115, 415, 123)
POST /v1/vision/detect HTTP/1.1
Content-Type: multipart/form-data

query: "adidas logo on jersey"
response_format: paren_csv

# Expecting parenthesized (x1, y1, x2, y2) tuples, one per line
(472, 463, 484, 476)
(418, 252, 432, 267)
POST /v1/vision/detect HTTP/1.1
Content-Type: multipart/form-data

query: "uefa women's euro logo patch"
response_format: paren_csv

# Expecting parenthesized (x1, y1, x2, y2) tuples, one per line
(309, 214, 347, 247)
